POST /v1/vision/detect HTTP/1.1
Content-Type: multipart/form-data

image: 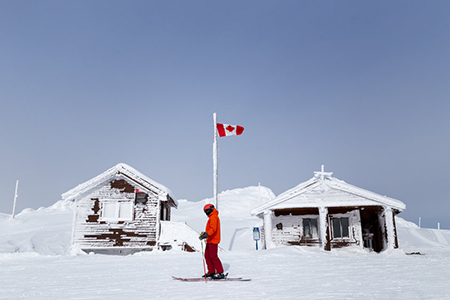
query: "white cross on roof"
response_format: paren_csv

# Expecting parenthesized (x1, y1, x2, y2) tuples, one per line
(314, 165, 333, 180)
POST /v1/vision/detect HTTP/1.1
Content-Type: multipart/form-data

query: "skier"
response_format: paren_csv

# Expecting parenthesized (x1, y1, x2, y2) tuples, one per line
(199, 204, 225, 279)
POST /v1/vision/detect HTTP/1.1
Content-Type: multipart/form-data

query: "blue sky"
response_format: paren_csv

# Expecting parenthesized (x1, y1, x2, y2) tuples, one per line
(1, 1, 449, 229)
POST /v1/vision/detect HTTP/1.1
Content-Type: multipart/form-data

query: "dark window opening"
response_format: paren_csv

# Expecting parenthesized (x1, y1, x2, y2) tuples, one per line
(160, 203, 170, 221)
(303, 218, 318, 238)
(135, 192, 148, 205)
(276, 223, 283, 230)
(332, 217, 349, 239)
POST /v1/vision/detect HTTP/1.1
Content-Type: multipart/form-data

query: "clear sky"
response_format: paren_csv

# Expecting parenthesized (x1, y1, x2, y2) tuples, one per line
(1, 1, 449, 229)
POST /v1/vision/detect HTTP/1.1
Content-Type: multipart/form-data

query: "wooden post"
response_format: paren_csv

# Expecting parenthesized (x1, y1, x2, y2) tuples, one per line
(319, 207, 330, 251)
(384, 207, 396, 250)
(263, 210, 275, 249)
(12, 180, 19, 218)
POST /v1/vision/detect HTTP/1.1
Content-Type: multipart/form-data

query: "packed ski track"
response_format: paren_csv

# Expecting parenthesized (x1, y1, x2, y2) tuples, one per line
(1, 186, 450, 300)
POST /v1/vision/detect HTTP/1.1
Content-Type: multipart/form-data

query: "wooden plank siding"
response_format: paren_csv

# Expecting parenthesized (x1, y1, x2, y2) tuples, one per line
(72, 179, 161, 251)
(271, 208, 321, 247)
(269, 206, 389, 250)
(252, 169, 406, 252)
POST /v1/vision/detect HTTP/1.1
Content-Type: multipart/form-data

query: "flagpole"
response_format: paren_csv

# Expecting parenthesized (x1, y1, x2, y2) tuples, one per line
(213, 113, 219, 209)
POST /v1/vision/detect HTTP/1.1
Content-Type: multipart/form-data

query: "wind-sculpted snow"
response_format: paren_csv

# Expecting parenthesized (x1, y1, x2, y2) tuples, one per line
(0, 206, 73, 255)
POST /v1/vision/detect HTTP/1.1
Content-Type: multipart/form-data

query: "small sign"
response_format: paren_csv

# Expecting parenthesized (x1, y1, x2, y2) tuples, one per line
(253, 227, 260, 241)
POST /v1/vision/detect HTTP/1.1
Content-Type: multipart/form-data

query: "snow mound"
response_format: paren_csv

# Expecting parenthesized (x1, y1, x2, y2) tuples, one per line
(172, 185, 275, 251)
(396, 217, 450, 253)
(0, 208, 73, 255)
(159, 221, 202, 251)
(395, 217, 419, 228)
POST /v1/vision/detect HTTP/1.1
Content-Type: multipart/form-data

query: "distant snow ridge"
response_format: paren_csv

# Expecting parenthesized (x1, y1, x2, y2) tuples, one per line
(212, 186, 276, 219)
(172, 185, 276, 251)
(396, 218, 450, 251)
(42, 199, 76, 212)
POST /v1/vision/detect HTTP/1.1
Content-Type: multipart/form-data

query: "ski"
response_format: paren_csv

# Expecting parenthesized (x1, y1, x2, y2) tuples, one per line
(406, 252, 426, 255)
(172, 276, 251, 282)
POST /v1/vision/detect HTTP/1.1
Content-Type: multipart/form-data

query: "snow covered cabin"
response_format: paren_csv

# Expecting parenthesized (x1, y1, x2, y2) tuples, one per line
(251, 167, 406, 253)
(62, 163, 179, 255)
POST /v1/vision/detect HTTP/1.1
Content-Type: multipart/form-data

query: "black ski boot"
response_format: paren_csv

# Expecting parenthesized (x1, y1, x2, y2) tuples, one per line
(213, 272, 226, 280)
(202, 273, 215, 279)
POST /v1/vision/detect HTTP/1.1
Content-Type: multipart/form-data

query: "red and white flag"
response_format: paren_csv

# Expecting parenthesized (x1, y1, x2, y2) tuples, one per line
(216, 123, 244, 137)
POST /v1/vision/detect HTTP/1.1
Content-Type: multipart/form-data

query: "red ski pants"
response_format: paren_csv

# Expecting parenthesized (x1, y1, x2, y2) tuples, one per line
(205, 243, 224, 274)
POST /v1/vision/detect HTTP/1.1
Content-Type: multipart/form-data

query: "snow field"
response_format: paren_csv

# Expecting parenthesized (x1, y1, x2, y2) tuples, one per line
(1, 186, 450, 299)
(1, 247, 450, 300)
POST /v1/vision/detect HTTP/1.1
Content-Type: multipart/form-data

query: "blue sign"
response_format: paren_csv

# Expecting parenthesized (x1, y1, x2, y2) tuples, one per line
(253, 227, 260, 241)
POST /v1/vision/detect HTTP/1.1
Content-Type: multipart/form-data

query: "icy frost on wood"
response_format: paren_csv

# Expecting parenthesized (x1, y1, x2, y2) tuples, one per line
(67, 163, 177, 254)
(62, 163, 176, 206)
(72, 182, 160, 250)
(384, 207, 397, 250)
(319, 207, 329, 250)
(253, 167, 406, 252)
(263, 211, 275, 249)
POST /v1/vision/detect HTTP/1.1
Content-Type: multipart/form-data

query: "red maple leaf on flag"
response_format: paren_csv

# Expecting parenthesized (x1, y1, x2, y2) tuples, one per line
(226, 125, 235, 132)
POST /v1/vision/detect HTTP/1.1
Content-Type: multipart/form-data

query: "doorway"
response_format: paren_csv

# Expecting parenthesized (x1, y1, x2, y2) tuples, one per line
(360, 206, 384, 253)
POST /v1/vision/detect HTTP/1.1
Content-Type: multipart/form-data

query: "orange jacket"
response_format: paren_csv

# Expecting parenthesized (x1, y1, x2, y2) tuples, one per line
(205, 208, 221, 244)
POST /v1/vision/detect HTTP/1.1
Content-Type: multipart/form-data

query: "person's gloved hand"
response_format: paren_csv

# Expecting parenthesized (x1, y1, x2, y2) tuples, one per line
(199, 232, 209, 240)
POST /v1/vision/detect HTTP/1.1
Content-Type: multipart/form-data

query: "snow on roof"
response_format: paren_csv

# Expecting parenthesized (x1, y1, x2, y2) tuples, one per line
(159, 221, 201, 251)
(61, 163, 177, 206)
(251, 167, 406, 215)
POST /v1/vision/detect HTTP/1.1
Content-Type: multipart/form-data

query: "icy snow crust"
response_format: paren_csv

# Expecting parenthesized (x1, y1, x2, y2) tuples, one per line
(251, 173, 406, 215)
(1, 186, 450, 300)
(61, 163, 177, 205)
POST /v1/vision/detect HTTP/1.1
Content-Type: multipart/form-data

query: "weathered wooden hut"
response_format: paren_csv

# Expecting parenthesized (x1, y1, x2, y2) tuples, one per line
(251, 167, 406, 252)
(62, 163, 178, 255)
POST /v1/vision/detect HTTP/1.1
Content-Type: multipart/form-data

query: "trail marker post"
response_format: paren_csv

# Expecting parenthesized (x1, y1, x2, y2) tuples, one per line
(253, 227, 260, 250)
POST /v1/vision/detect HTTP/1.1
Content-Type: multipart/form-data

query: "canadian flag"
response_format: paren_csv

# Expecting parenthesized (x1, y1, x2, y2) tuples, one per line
(217, 123, 244, 137)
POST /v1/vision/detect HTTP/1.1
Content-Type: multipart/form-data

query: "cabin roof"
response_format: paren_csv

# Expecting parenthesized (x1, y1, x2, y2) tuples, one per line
(251, 167, 406, 215)
(61, 163, 177, 207)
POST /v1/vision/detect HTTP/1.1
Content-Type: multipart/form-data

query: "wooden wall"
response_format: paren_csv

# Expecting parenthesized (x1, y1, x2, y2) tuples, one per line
(72, 179, 163, 251)
(271, 208, 321, 247)
(268, 206, 394, 252)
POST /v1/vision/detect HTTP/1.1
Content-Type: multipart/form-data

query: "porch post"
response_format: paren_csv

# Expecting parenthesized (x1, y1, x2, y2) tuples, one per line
(155, 193, 163, 249)
(319, 207, 331, 251)
(384, 207, 396, 250)
(263, 210, 275, 249)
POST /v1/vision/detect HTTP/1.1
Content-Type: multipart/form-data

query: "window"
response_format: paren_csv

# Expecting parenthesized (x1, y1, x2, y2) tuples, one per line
(303, 218, 318, 238)
(332, 217, 349, 239)
(160, 202, 170, 221)
(135, 192, 148, 205)
(101, 200, 134, 221)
